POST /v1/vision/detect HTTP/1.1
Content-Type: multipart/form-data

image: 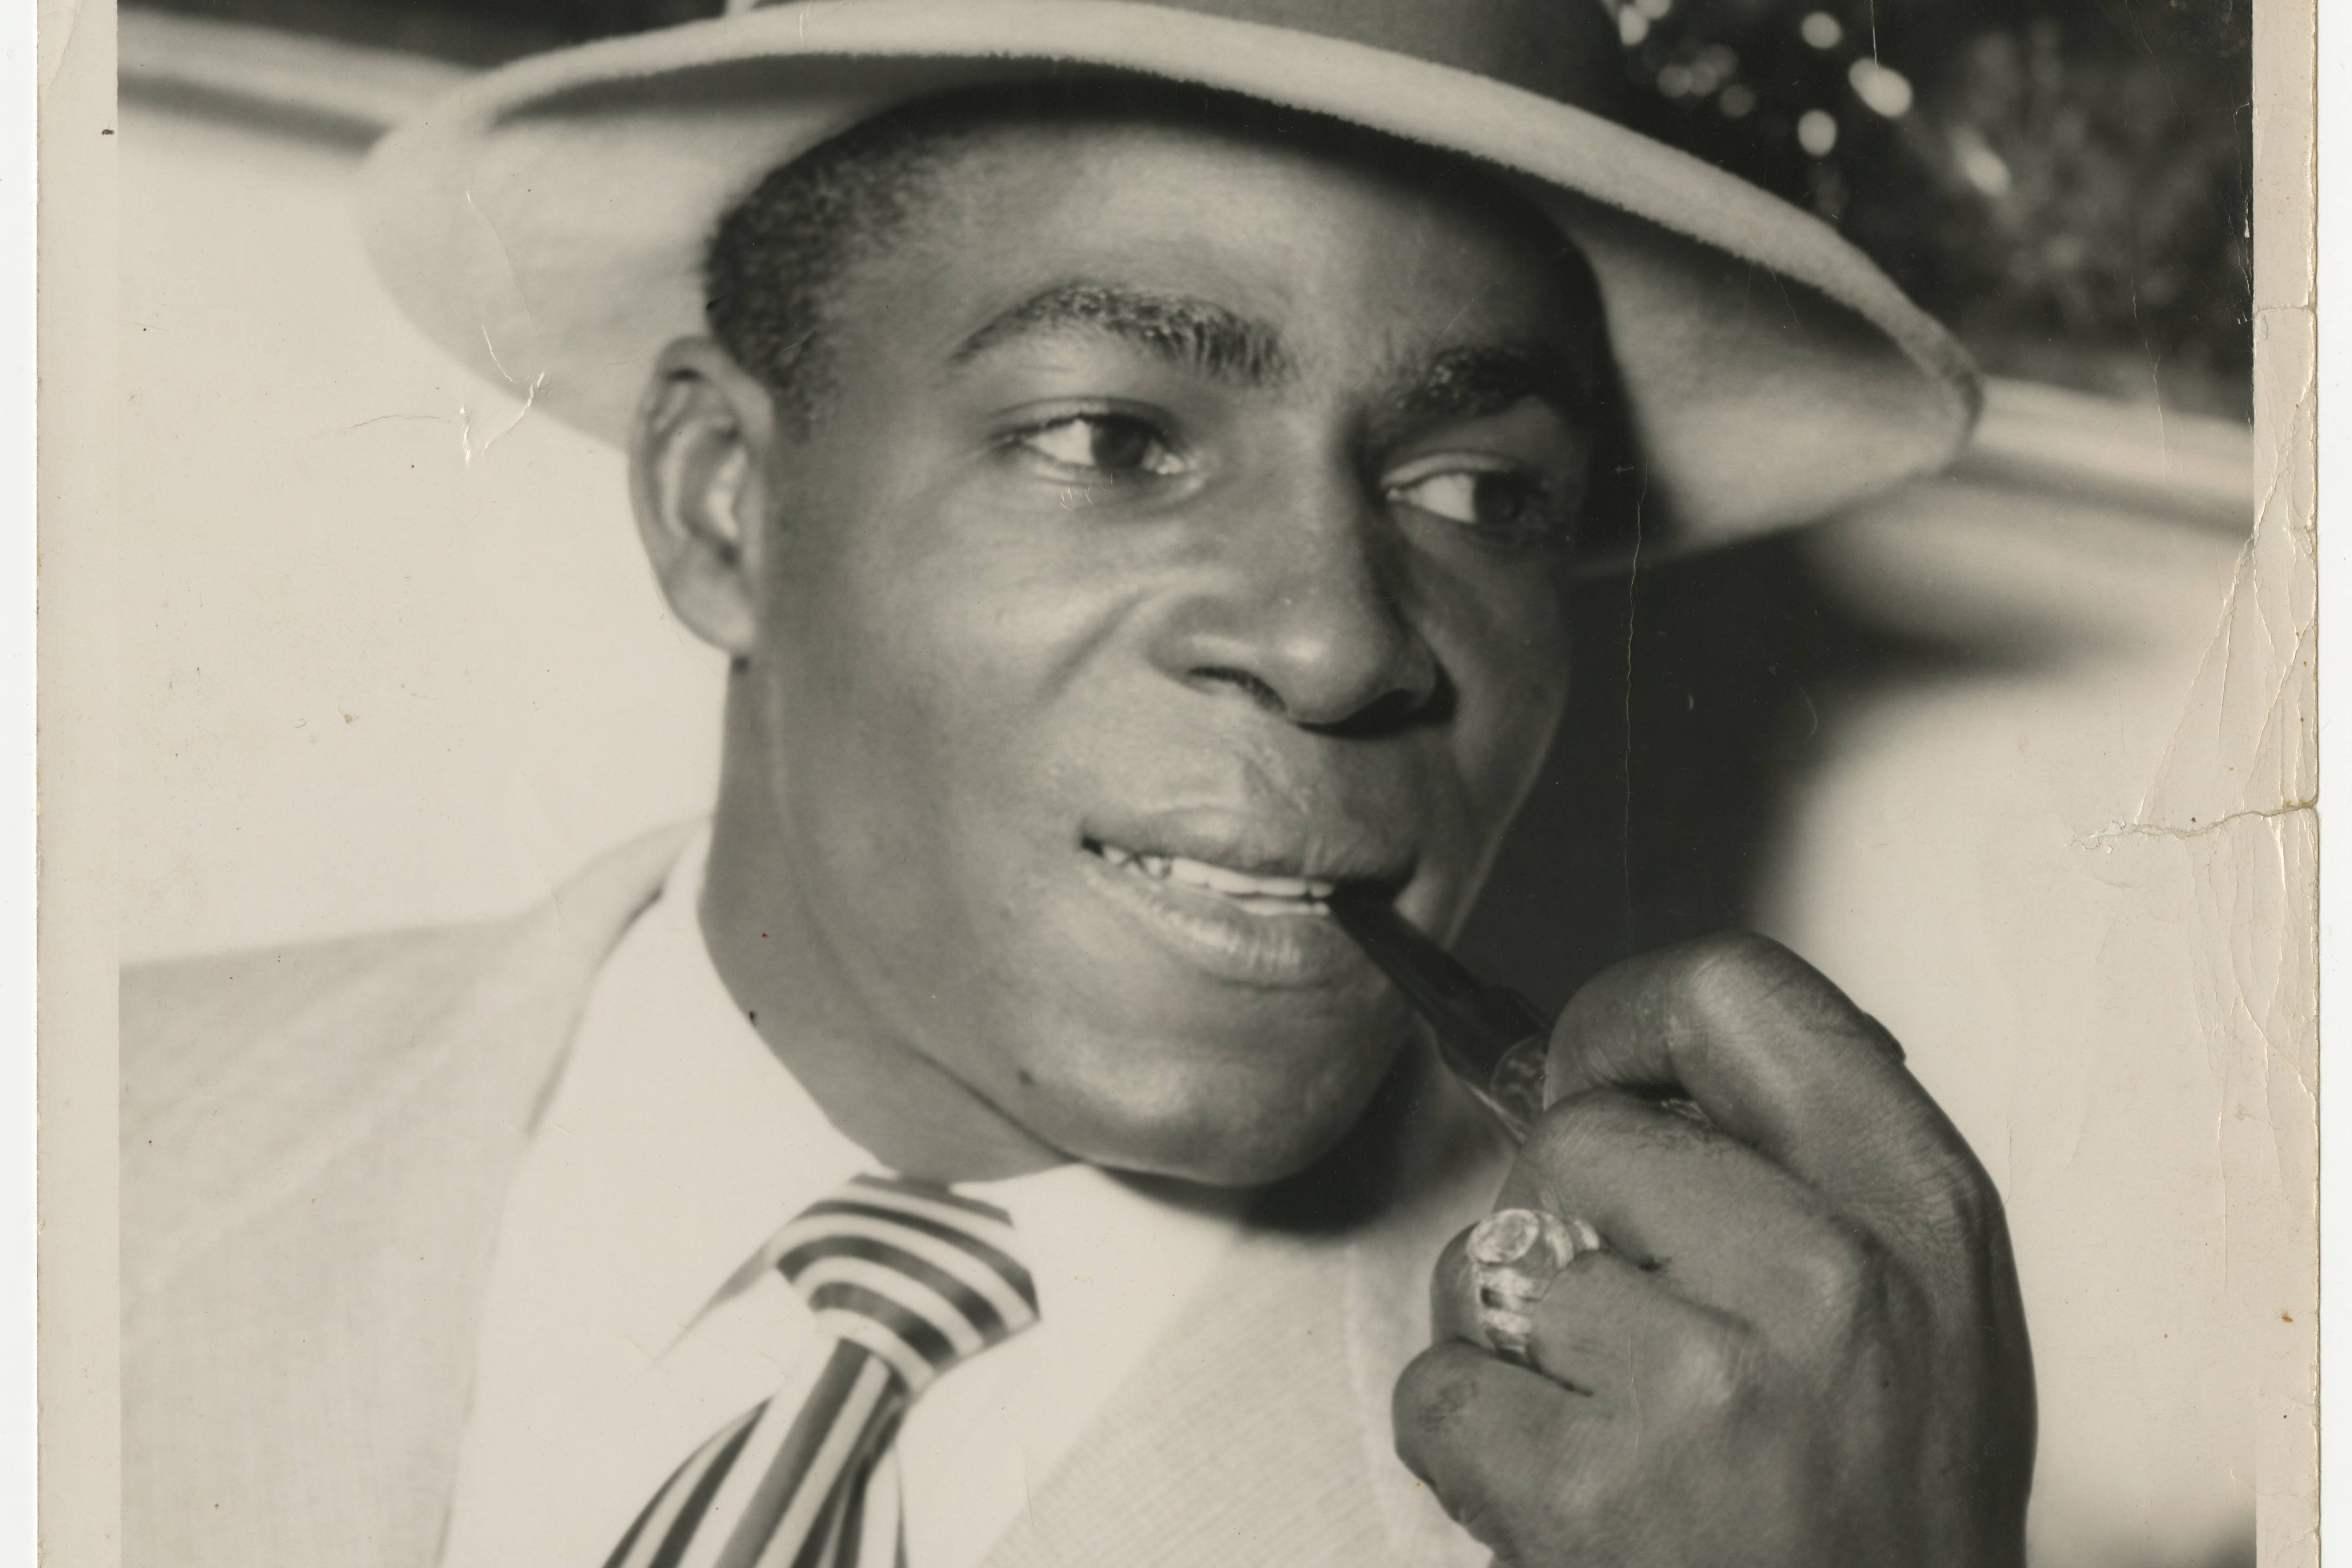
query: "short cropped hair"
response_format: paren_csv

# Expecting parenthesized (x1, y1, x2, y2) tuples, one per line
(706, 81, 1570, 425)
(702, 93, 990, 433)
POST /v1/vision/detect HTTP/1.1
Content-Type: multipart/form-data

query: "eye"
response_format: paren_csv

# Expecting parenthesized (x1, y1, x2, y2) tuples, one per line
(1386, 467, 1557, 539)
(1014, 414, 1186, 479)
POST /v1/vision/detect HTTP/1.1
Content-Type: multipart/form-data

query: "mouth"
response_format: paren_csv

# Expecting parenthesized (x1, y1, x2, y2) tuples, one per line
(1074, 825, 1412, 988)
(1082, 839, 1339, 918)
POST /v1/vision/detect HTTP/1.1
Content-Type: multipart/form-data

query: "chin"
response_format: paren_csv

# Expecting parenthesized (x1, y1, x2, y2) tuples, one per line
(1030, 1032, 1404, 1190)
(1083, 1121, 1364, 1190)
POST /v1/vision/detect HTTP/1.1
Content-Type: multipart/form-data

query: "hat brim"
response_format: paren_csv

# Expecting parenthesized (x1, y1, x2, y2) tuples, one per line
(358, 0, 1978, 551)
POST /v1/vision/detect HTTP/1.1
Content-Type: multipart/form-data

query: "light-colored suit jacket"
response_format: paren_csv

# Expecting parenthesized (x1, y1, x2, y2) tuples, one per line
(124, 824, 1510, 1568)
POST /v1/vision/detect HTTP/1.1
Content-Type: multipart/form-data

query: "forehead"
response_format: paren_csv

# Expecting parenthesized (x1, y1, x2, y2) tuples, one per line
(843, 107, 1594, 369)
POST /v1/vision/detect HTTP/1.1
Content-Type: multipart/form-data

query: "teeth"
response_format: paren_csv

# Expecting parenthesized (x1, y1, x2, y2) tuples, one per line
(1165, 856, 1314, 899)
(1092, 842, 1338, 903)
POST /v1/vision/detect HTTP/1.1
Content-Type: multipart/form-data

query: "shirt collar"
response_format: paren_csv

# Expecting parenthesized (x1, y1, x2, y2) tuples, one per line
(586, 827, 1248, 1341)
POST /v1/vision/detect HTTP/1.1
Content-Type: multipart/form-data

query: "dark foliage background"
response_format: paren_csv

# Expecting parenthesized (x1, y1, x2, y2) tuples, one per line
(1615, 0, 2252, 416)
(139, 0, 2256, 417)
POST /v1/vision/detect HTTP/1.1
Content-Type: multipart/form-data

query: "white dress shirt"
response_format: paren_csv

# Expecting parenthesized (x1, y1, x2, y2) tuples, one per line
(439, 831, 1250, 1568)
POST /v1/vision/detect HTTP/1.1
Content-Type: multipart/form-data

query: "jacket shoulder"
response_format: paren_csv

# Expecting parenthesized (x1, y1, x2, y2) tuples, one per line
(122, 920, 529, 1299)
(123, 821, 701, 1141)
(125, 922, 498, 1100)
(121, 819, 700, 1310)
(124, 920, 515, 1147)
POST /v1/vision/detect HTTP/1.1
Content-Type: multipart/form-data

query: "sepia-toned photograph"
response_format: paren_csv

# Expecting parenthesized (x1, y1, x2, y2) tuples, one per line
(102, 0, 2311, 1564)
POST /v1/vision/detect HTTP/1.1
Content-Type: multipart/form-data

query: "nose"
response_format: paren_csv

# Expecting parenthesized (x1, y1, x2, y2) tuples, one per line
(1148, 464, 1443, 732)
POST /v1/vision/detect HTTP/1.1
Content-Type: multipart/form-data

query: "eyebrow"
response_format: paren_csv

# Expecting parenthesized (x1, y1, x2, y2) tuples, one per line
(950, 281, 1296, 388)
(1381, 343, 1597, 428)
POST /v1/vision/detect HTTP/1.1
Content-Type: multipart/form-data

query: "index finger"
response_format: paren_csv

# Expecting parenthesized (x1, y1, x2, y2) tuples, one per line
(1542, 931, 1985, 1237)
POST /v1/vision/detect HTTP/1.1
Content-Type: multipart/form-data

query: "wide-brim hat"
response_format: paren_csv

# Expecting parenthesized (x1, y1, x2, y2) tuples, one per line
(359, 0, 1979, 553)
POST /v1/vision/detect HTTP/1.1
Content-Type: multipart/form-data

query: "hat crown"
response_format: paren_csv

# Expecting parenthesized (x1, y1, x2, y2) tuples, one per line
(735, 0, 1629, 113)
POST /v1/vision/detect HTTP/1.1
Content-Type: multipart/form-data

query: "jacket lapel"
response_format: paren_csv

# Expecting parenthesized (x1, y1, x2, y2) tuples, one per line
(124, 823, 696, 1568)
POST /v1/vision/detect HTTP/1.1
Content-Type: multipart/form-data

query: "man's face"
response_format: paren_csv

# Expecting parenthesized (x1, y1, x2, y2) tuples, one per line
(696, 112, 1597, 1184)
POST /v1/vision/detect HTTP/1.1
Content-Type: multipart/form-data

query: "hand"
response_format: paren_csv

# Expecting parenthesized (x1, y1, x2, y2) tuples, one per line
(1393, 932, 2034, 1567)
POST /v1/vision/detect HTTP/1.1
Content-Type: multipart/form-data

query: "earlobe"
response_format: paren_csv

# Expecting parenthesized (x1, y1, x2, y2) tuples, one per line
(629, 338, 778, 657)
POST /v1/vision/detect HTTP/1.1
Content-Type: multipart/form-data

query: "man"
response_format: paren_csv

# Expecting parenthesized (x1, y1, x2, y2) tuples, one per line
(124, 1, 2034, 1564)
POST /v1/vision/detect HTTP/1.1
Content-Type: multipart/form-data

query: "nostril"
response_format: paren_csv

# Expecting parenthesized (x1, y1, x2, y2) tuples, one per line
(1186, 666, 1288, 715)
(1306, 664, 1456, 738)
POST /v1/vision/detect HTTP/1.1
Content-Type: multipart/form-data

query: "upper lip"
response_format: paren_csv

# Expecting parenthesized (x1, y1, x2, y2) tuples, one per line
(1078, 809, 1415, 894)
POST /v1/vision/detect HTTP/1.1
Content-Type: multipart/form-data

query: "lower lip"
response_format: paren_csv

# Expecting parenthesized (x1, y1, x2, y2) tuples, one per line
(1074, 850, 1371, 989)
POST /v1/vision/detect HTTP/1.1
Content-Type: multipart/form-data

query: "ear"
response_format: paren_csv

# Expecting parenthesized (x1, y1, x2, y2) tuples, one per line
(628, 338, 780, 657)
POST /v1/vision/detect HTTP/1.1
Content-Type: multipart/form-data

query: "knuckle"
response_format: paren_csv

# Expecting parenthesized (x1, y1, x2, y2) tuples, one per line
(1659, 1317, 1762, 1418)
(1798, 1222, 1888, 1312)
(1852, 1006, 1908, 1064)
(1522, 1086, 1633, 1160)
(1907, 1150, 2001, 1245)
(1532, 1434, 1607, 1520)
(1526, 1085, 1687, 1162)
(1678, 927, 1792, 972)
(1654, 931, 1817, 1036)
(1515, 1100, 1614, 1193)
(1677, 928, 1800, 989)
(1393, 1346, 1483, 1450)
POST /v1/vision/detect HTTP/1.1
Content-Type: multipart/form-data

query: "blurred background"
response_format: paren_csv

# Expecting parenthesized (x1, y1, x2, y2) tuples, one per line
(119, 3, 2276, 1565)
(1620, 0, 2252, 417)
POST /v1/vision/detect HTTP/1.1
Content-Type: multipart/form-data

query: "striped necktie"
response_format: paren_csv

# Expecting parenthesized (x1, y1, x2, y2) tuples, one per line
(603, 1174, 1040, 1568)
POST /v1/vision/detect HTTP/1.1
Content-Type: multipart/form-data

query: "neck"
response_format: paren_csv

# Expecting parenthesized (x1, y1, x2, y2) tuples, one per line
(697, 734, 1067, 1187)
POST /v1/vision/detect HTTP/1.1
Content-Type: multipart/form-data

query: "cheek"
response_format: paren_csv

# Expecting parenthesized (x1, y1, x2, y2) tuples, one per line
(743, 484, 1149, 949)
(780, 477, 1141, 719)
(1442, 577, 1575, 810)
(755, 503, 1013, 766)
